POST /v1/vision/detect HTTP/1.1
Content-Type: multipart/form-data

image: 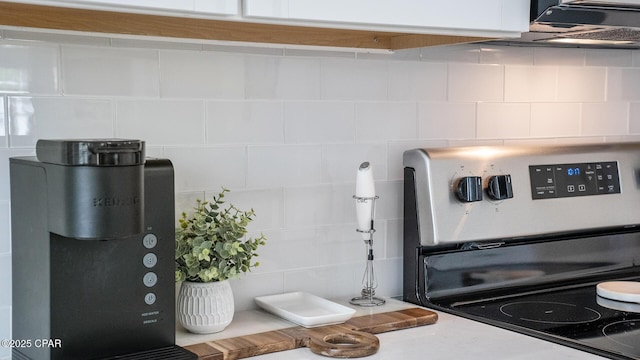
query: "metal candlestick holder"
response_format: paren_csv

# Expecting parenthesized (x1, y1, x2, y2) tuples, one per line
(350, 195, 385, 307)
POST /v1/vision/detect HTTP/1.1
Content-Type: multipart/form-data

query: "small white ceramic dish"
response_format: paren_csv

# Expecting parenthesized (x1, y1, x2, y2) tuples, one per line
(254, 292, 356, 328)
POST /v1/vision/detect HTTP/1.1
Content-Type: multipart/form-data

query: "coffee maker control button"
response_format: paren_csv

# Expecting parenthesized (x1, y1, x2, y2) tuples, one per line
(143, 272, 157, 287)
(143, 253, 157, 268)
(144, 293, 156, 305)
(142, 234, 158, 249)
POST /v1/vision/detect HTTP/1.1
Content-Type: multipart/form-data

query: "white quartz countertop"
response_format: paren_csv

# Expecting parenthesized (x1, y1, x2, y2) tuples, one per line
(176, 298, 608, 360)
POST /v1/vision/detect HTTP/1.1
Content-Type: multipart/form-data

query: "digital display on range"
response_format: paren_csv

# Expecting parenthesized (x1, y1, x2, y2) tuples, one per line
(566, 167, 580, 176)
(529, 161, 620, 200)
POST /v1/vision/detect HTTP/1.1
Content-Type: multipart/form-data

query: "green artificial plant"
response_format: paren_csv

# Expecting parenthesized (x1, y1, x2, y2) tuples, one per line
(175, 188, 266, 283)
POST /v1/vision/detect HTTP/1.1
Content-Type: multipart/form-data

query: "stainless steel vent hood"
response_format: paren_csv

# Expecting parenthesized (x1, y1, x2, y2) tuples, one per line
(491, 0, 640, 48)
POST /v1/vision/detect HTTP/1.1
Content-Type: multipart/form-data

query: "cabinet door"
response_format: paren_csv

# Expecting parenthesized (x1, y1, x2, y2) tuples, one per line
(15, 0, 239, 16)
(244, 0, 529, 34)
(194, 0, 238, 15)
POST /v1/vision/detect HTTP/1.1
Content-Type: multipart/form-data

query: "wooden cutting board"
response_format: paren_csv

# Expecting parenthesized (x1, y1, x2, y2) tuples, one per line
(184, 307, 437, 360)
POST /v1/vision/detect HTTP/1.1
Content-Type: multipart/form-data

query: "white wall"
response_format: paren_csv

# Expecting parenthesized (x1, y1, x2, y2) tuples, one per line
(2, 29, 640, 357)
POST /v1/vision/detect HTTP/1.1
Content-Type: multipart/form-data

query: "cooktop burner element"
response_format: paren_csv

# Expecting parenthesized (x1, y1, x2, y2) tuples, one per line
(448, 278, 640, 359)
(499, 301, 602, 325)
(603, 320, 640, 353)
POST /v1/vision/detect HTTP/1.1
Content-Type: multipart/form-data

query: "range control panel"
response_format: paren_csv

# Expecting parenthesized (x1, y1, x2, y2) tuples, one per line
(403, 143, 640, 246)
(529, 162, 620, 200)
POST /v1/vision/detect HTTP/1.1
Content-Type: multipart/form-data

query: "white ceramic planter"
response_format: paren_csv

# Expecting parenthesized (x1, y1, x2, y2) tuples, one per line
(177, 280, 234, 334)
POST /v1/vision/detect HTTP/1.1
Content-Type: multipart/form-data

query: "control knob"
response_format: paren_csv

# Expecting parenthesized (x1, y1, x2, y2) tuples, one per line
(487, 174, 513, 200)
(456, 176, 483, 202)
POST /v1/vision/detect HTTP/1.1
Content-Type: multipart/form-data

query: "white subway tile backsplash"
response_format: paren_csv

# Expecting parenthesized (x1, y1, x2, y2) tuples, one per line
(479, 45, 534, 65)
(145, 146, 164, 158)
(421, 43, 480, 63)
(0, 148, 35, 201)
(0, 97, 5, 147)
(0, 306, 8, 359)
(245, 56, 321, 100)
(230, 272, 284, 311)
(355, 102, 417, 142)
(175, 191, 205, 225)
(284, 184, 354, 228)
(8, 97, 113, 147)
(633, 50, 640, 67)
(116, 99, 204, 145)
(283, 263, 361, 299)
(1, 36, 640, 317)
(357, 48, 420, 62)
(373, 258, 403, 297)
(504, 66, 557, 102)
(388, 62, 447, 101)
(630, 103, 640, 134)
(610, 68, 640, 101)
(285, 102, 354, 144)
(159, 50, 244, 99)
(448, 139, 504, 147)
(418, 102, 476, 139)
(220, 188, 285, 231)
(206, 44, 283, 56)
(321, 143, 387, 183)
(285, 48, 356, 59)
(255, 226, 362, 273)
(206, 101, 284, 145)
(531, 103, 581, 138)
(0, 201, 9, 254)
(248, 145, 321, 188)
(477, 102, 531, 139)
(0, 43, 60, 95)
(556, 136, 607, 145)
(534, 47, 585, 66)
(582, 102, 629, 136)
(448, 63, 504, 102)
(586, 49, 633, 67)
(607, 68, 625, 102)
(283, 181, 399, 230)
(285, 256, 394, 299)
(62, 46, 159, 96)
(385, 219, 403, 259)
(557, 67, 606, 102)
(164, 146, 247, 191)
(111, 38, 204, 51)
(320, 223, 374, 262)
(7, 97, 36, 147)
(320, 59, 388, 100)
(245, 230, 297, 274)
(243, 229, 282, 275)
(374, 180, 403, 221)
(0, 254, 9, 307)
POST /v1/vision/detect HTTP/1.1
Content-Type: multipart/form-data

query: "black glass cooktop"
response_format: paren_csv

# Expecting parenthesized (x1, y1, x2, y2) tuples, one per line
(446, 277, 640, 360)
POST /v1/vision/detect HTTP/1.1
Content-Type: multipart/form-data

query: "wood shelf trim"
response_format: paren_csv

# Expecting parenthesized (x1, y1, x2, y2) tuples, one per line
(0, 1, 490, 50)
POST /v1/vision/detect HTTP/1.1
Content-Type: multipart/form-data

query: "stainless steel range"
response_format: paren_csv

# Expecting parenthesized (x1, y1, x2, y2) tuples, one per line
(403, 143, 640, 360)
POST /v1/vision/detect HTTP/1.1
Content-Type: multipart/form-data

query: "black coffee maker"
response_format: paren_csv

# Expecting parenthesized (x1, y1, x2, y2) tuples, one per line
(10, 139, 195, 360)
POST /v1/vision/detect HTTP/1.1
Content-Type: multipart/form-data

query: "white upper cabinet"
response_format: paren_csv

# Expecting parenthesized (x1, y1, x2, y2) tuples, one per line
(1, 0, 530, 50)
(243, 0, 530, 37)
(15, 0, 239, 16)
